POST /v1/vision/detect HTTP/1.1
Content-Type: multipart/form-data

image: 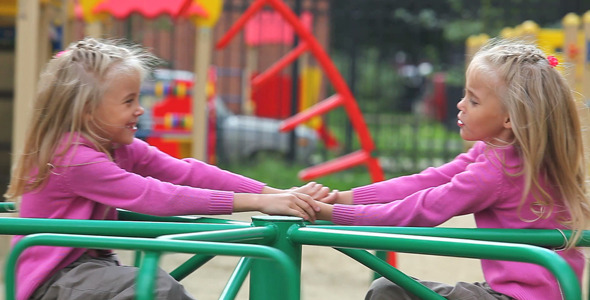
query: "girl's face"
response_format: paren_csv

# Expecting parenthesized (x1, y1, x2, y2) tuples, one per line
(92, 71, 144, 149)
(456, 69, 514, 145)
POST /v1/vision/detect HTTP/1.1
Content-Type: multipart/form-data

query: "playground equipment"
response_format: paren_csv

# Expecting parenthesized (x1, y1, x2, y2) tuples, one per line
(216, 0, 385, 183)
(243, 10, 339, 150)
(138, 69, 210, 161)
(12, 0, 369, 178)
(137, 68, 319, 164)
(1, 201, 588, 300)
(216, 0, 391, 265)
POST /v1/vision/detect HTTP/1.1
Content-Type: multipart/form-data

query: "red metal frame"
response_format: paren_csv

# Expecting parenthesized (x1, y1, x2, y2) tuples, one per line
(216, 0, 385, 183)
(251, 42, 309, 89)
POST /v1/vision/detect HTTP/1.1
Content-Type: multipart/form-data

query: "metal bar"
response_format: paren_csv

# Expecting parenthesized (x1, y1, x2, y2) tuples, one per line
(117, 209, 249, 225)
(162, 227, 275, 282)
(279, 94, 344, 132)
(220, 257, 252, 300)
(159, 227, 276, 244)
(134, 250, 143, 267)
(250, 216, 303, 300)
(311, 226, 588, 247)
(289, 227, 581, 300)
(251, 42, 308, 89)
(0, 202, 16, 213)
(0, 217, 248, 237)
(215, 0, 268, 49)
(337, 248, 445, 300)
(6, 233, 299, 300)
(169, 255, 214, 281)
(136, 251, 160, 300)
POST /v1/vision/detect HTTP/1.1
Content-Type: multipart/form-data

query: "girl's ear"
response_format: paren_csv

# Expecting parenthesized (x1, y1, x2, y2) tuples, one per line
(504, 116, 512, 129)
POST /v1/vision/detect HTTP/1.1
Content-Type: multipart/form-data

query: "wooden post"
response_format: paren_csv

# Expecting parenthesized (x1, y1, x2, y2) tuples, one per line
(6, 0, 44, 276)
(13, 0, 42, 157)
(190, 0, 223, 161)
(191, 26, 212, 160)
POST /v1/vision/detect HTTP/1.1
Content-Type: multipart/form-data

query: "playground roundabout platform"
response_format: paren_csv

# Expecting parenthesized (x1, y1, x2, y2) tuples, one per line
(3, 202, 587, 300)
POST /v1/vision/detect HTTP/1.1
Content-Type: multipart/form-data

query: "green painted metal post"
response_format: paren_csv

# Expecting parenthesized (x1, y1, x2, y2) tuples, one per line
(220, 257, 252, 300)
(250, 216, 304, 300)
(136, 251, 160, 300)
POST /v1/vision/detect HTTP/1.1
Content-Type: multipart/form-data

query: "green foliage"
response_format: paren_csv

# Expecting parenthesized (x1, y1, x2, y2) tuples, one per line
(443, 19, 484, 44)
(445, 64, 466, 87)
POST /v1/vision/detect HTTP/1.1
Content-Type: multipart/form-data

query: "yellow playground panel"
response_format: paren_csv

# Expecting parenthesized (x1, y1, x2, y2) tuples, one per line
(493, 13, 590, 97)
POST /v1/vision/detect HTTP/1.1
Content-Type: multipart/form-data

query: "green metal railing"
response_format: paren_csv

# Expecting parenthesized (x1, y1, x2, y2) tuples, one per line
(6, 233, 299, 300)
(1, 203, 588, 300)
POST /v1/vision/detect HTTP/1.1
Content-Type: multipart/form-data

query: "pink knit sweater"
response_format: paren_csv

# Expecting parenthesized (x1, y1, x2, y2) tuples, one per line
(13, 135, 265, 300)
(332, 141, 584, 300)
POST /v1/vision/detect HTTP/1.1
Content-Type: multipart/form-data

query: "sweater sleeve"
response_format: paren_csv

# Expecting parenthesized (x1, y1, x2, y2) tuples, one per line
(352, 142, 484, 205)
(333, 148, 504, 226)
(63, 148, 235, 216)
(117, 139, 265, 194)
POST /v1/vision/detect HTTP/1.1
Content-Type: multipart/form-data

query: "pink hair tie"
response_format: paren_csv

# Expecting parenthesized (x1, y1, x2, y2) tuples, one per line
(54, 50, 68, 58)
(547, 55, 559, 68)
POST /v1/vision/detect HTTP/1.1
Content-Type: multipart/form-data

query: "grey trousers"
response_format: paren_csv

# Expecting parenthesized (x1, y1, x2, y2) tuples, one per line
(30, 253, 195, 300)
(365, 277, 514, 300)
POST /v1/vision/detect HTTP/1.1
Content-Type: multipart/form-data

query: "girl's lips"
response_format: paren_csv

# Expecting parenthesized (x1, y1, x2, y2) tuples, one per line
(457, 119, 464, 127)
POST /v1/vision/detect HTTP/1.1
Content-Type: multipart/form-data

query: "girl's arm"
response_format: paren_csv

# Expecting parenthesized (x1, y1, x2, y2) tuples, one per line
(319, 142, 483, 206)
(63, 143, 320, 220)
(66, 156, 321, 220)
(120, 139, 265, 193)
(126, 139, 330, 201)
(317, 155, 505, 226)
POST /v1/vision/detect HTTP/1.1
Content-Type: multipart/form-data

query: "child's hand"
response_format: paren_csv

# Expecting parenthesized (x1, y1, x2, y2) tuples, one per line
(318, 190, 339, 204)
(289, 182, 330, 200)
(234, 192, 320, 222)
(317, 190, 353, 205)
(256, 193, 319, 222)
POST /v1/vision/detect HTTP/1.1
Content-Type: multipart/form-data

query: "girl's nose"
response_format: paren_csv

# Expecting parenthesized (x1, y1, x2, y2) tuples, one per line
(136, 106, 145, 116)
(457, 98, 465, 110)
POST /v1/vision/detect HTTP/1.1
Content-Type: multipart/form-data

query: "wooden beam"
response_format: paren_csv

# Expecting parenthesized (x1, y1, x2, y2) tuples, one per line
(191, 26, 212, 161)
(13, 0, 42, 156)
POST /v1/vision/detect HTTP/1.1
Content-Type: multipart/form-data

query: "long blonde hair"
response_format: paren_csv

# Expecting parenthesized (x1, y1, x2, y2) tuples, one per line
(468, 39, 590, 249)
(5, 37, 158, 202)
